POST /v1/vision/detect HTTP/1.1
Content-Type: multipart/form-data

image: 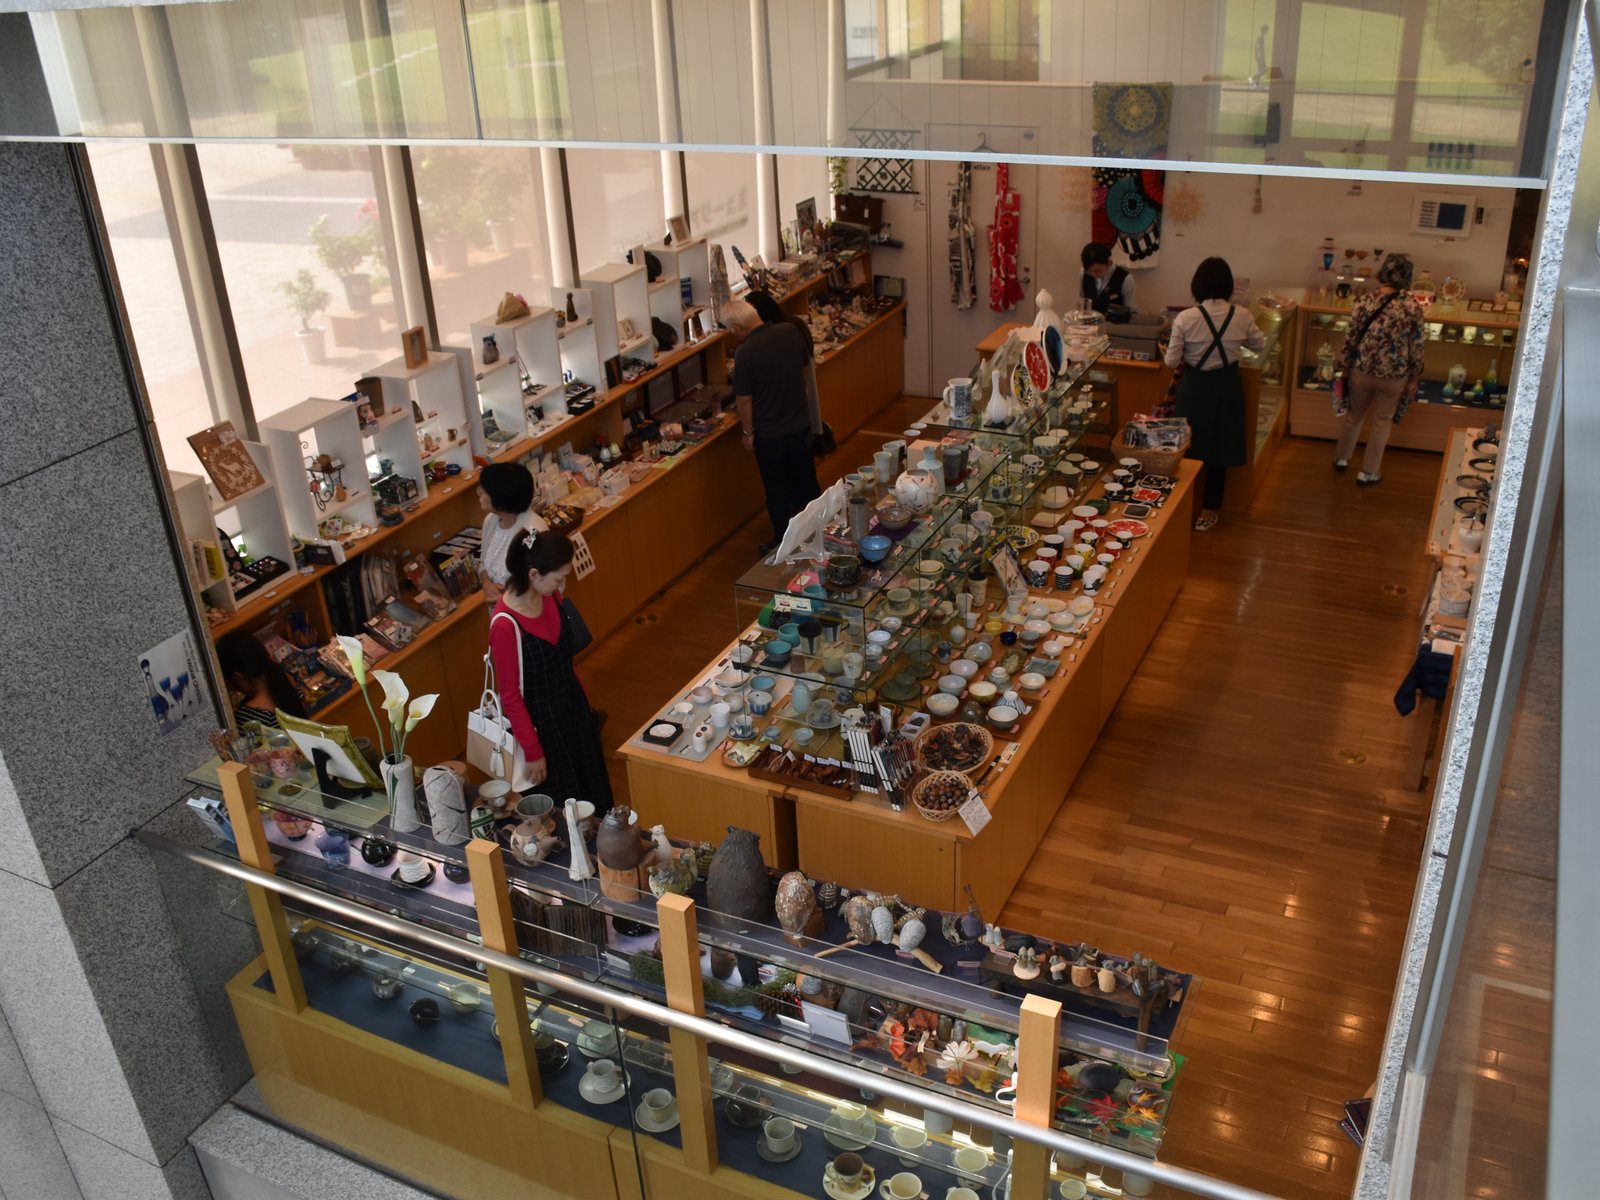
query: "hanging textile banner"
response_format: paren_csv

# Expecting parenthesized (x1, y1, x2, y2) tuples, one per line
(1090, 83, 1172, 267)
(948, 163, 977, 310)
(988, 164, 1023, 312)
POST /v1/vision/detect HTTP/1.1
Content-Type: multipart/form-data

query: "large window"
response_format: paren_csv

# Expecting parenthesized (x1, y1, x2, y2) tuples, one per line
(195, 143, 403, 422)
(567, 148, 666, 272)
(776, 154, 833, 251)
(85, 142, 213, 477)
(414, 146, 552, 347)
(684, 151, 761, 284)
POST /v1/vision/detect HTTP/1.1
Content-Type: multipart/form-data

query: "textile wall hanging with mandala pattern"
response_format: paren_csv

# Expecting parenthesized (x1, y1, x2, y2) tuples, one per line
(1090, 83, 1172, 266)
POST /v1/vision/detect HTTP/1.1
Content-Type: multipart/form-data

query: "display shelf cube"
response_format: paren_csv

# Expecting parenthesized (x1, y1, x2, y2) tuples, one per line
(261, 399, 379, 541)
(366, 352, 475, 475)
(643, 240, 710, 339)
(581, 260, 652, 364)
(467, 307, 562, 441)
(170, 472, 227, 596)
(554, 287, 603, 410)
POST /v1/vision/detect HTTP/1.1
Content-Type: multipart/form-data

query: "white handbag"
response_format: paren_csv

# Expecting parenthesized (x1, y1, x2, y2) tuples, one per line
(466, 611, 537, 791)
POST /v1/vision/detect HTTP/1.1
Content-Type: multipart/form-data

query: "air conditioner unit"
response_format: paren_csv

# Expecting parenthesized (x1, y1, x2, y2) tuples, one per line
(1412, 192, 1475, 238)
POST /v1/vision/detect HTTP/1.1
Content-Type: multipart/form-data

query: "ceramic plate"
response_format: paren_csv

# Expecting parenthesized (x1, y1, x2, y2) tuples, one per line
(635, 1102, 681, 1133)
(756, 1134, 804, 1164)
(822, 1177, 875, 1200)
(1130, 487, 1163, 504)
(1010, 363, 1033, 407)
(1025, 340, 1051, 391)
(1104, 518, 1150, 539)
(1043, 325, 1066, 377)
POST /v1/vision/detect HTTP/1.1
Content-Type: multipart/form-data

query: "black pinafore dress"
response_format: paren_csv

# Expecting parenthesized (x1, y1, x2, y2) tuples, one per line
(514, 599, 613, 816)
(1174, 305, 1248, 471)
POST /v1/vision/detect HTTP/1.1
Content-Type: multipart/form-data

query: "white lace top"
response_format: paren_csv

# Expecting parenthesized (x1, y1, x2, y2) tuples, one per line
(479, 510, 549, 586)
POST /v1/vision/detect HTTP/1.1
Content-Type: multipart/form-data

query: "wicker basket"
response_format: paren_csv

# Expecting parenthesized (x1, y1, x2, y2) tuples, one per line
(912, 771, 973, 822)
(1111, 429, 1191, 476)
(913, 723, 994, 777)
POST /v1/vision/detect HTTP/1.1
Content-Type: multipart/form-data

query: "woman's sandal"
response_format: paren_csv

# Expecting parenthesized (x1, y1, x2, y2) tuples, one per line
(1193, 510, 1220, 532)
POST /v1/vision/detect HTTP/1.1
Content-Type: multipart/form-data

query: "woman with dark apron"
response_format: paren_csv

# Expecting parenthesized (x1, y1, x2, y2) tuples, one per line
(1164, 257, 1265, 531)
(488, 529, 613, 815)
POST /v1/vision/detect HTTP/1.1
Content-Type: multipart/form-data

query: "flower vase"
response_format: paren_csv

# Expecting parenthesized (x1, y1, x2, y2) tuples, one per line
(383, 755, 421, 832)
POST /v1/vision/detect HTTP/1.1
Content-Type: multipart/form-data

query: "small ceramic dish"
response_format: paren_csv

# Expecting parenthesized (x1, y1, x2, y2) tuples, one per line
(968, 680, 999, 703)
(868, 628, 893, 646)
(918, 559, 945, 577)
(926, 693, 961, 717)
(879, 616, 903, 633)
(1018, 672, 1046, 692)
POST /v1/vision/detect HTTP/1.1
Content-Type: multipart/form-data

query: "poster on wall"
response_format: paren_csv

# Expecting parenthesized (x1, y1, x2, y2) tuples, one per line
(139, 629, 206, 736)
(1089, 83, 1172, 267)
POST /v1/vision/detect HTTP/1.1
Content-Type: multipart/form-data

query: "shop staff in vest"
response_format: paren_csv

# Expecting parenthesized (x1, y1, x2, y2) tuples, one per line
(726, 298, 821, 555)
(1081, 243, 1136, 319)
(1164, 256, 1265, 532)
(489, 529, 612, 812)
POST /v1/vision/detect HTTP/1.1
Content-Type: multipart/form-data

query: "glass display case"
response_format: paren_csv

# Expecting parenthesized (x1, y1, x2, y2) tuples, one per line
(195, 764, 1192, 1163)
(728, 348, 1109, 756)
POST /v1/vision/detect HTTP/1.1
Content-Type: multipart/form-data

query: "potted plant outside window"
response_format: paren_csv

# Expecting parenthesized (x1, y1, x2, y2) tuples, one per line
(277, 268, 331, 366)
(309, 211, 375, 309)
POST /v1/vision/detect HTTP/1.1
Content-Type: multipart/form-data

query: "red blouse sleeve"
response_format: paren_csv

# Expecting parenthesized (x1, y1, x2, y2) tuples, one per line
(489, 606, 544, 762)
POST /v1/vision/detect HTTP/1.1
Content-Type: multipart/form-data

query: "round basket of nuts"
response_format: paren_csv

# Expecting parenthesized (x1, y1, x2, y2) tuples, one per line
(914, 722, 994, 776)
(913, 770, 973, 822)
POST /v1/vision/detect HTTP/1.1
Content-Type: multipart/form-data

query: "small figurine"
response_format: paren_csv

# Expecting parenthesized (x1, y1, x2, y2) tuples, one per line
(565, 292, 579, 321)
(983, 923, 1005, 950)
(1012, 946, 1040, 980)
(1049, 951, 1068, 982)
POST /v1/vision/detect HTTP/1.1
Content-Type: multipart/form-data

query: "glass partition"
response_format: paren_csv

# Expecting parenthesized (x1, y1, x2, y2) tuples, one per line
(19, 0, 1563, 186)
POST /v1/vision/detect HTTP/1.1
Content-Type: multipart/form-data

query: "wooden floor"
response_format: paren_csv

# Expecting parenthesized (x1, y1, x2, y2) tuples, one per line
(589, 398, 1443, 1200)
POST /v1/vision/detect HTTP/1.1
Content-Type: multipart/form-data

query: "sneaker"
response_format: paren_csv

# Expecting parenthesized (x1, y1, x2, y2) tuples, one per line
(1193, 510, 1220, 532)
(1356, 472, 1382, 487)
(1333, 458, 1349, 472)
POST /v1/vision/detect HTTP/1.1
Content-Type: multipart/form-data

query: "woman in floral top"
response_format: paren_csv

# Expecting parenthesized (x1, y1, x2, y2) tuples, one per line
(1333, 253, 1427, 485)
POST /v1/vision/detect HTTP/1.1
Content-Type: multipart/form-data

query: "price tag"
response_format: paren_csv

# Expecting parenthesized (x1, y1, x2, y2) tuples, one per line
(959, 790, 992, 836)
(773, 594, 814, 614)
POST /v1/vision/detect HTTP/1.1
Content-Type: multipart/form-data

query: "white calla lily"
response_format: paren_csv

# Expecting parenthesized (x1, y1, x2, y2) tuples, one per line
(372, 669, 409, 735)
(404, 694, 439, 733)
(335, 635, 366, 686)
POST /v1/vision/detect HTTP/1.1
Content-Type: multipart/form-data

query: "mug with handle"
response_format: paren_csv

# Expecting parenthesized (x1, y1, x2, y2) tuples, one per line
(944, 377, 974, 420)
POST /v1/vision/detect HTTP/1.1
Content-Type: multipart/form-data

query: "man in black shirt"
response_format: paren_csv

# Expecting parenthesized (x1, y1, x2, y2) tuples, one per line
(726, 298, 821, 554)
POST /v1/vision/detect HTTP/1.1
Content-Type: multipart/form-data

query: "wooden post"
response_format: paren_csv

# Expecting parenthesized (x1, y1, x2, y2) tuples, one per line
(216, 762, 307, 1012)
(466, 839, 544, 1108)
(656, 894, 718, 1175)
(1011, 994, 1063, 1200)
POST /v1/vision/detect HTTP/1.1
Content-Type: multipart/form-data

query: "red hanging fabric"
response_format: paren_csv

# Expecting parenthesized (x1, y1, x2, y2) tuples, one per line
(988, 164, 1023, 312)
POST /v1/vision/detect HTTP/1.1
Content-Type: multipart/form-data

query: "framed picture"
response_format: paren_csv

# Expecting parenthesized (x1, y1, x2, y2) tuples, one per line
(187, 420, 267, 502)
(278, 711, 385, 790)
(401, 325, 428, 368)
(618, 317, 638, 342)
(795, 196, 818, 231)
(668, 215, 691, 243)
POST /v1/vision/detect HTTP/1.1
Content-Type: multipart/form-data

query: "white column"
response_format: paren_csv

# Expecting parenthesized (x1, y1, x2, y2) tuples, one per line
(651, 0, 686, 222)
(826, 0, 847, 148)
(379, 146, 430, 333)
(542, 147, 577, 289)
(750, 0, 781, 262)
(153, 145, 248, 435)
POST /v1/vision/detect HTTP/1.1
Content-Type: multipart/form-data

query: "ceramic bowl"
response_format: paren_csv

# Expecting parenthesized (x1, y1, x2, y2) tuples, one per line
(1050, 611, 1078, 631)
(792, 727, 815, 746)
(988, 704, 1021, 732)
(1068, 596, 1095, 618)
(937, 674, 967, 695)
(689, 686, 713, 707)
(868, 628, 893, 646)
(1019, 672, 1046, 692)
(966, 640, 993, 664)
(876, 502, 914, 532)
(1042, 639, 1068, 658)
(859, 534, 892, 563)
(949, 658, 980, 679)
(1021, 619, 1052, 643)
(714, 668, 749, 693)
(879, 616, 903, 633)
(969, 680, 999, 703)
(748, 690, 774, 716)
(927, 693, 961, 717)
(918, 558, 945, 577)
(763, 639, 793, 664)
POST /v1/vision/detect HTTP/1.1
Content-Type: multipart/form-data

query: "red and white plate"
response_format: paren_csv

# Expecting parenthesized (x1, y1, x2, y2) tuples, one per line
(1025, 340, 1051, 391)
(1105, 518, 1151, 539)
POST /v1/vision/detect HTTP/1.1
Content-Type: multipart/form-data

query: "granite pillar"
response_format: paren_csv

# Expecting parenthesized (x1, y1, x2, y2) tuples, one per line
(0, 141, 258, 1200)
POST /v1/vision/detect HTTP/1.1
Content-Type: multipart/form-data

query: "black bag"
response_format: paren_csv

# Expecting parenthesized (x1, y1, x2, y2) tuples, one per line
(652, 316, 678, 352)
(812, 422, 837, 458)
(560, 596, 594, 654)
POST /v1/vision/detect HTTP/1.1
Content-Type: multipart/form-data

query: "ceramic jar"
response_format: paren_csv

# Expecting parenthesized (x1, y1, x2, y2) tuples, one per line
(706, 828, 773, 922)
(826, 554, 862, 590)
(894, 468, 940, 514)
(596, 806, 651, 869)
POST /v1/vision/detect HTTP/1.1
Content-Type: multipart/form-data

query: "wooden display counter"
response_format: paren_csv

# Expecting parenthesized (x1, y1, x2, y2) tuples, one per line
(814, 302, 905, 440)
(620, 463, 1198, 915)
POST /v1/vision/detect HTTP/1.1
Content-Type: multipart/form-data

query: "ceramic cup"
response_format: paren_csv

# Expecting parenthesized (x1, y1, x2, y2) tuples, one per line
(793, 727, 815, 747)
(1059, 1180, 1089, 1200)
(953, 1146, 989, 1175)
(748, 690, 773, 716)
(1026, 559, 1050, 588)
(948, 1190, 981, 1200)
(1122, 1171, 1155, 1197)
(874, 450, 897, 483)
(478, 780, 513, 813)
(971, 510, 996, 537)
(763, 1116, 797, 1155)
(709, 702, 731, 729)
(891, 1125, 928, 1166)
(690, 686, 713, 708)
(1054, 566, 1074, 592)
(1053, 1149, 1088, 1172)
(640, 1088, 676, 1125)
(885, 1172, 923, 1200)
(923, 1108, 953, 1136)
(825, 1152, 870, 1191)
(584, 1059, 622, 1097)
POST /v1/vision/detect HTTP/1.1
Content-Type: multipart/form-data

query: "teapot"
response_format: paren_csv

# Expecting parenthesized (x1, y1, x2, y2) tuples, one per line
(595, 805, 652, 870)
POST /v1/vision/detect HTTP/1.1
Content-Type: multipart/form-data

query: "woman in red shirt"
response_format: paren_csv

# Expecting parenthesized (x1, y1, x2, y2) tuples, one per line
(488, 530, 613, 814)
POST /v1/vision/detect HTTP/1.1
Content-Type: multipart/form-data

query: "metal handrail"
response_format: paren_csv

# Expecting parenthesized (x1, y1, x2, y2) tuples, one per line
(141, 830, 1279, 1200)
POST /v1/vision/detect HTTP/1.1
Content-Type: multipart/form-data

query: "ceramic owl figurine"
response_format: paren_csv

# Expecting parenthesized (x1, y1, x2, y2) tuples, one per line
(705, 827, 772, 922)
(774, 872, 823, 945)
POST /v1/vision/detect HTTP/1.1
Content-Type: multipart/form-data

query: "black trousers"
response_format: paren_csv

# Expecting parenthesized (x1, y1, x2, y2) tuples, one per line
(753, 431, 821, 542)
(1202, 465, 1227, 509)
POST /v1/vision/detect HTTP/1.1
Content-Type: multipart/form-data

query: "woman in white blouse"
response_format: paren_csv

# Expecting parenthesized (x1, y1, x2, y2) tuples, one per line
(477, 462, 548, 602)
(1163, 257, 1266, 531)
